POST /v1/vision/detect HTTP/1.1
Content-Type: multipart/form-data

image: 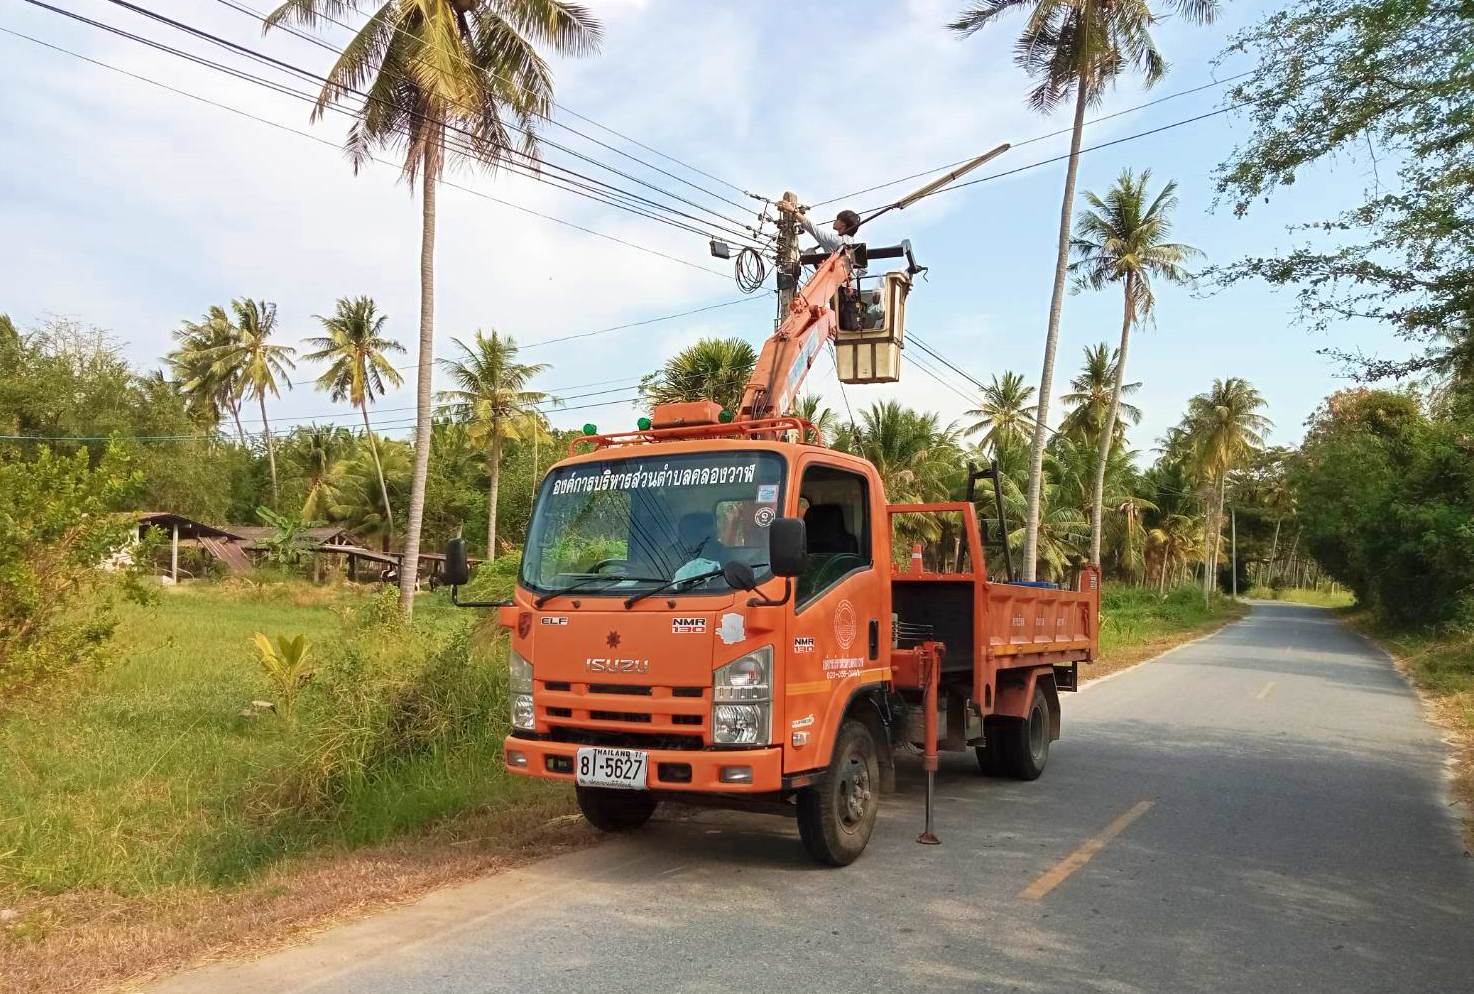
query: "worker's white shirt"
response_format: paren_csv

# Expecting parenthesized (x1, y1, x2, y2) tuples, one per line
(800, 215, 844, 254)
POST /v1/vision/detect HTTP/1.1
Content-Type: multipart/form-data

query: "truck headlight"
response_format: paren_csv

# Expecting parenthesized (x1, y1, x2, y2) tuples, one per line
(712, 646, 771, 745)
(509, 647, 534, 731)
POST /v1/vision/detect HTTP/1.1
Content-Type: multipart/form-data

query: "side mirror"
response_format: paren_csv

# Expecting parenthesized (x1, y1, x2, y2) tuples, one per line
(722, 559, 758, 591)
(768, 517, 807, 578)
(443, 537, 471, 587)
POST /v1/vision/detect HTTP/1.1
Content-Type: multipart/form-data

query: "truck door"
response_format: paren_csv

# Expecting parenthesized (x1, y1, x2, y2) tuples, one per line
(783, 458, 888, 773)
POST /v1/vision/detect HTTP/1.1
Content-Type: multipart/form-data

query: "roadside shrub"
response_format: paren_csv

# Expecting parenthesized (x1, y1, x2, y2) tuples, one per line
(0, 445, 146, 697)
(258, 610, 508, 817)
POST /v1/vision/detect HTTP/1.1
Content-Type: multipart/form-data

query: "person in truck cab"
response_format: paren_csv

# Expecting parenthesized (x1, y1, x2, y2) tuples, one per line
(670, 511, 722, 582)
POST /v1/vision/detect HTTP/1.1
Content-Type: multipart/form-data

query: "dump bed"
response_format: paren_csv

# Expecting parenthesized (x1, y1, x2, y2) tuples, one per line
(887, 502, 1100, 681)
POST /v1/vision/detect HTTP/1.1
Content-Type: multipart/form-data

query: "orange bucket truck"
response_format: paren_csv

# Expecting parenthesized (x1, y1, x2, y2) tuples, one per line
(442, 234, 1099, 865)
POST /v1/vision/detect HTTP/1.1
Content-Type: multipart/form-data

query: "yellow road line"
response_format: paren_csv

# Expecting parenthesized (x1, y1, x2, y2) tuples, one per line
(1018, 800, 1154, 900)
(1256, 681, 1276, 700)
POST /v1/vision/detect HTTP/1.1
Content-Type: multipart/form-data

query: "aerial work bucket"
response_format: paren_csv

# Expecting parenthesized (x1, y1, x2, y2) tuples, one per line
(835, 270, 910, 384)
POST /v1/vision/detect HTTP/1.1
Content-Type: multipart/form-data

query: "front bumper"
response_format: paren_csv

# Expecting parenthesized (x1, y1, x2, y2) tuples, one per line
(503, 735, 784, 793)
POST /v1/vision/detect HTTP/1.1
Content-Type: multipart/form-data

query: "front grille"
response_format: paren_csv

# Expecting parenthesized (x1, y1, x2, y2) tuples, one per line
(590, 710, 651, 723)
(589, 683, 653, 696)
(537, 678, 709, 748)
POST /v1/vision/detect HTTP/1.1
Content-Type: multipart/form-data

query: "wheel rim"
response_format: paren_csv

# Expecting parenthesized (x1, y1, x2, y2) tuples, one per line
(836, 752, 873, 831)
(1028, 702, 1047, 763)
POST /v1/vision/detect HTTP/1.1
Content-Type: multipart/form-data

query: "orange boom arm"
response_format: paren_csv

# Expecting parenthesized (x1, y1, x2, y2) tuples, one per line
(737, 248, 855, 421)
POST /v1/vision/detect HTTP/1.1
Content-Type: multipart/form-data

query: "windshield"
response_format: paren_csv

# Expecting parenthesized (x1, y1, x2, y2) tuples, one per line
(521, 451, 786, 596)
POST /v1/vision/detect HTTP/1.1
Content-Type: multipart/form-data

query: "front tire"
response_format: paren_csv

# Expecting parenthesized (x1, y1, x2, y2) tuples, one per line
(797, 719, 880, 866)
(576, 786, 657, 832)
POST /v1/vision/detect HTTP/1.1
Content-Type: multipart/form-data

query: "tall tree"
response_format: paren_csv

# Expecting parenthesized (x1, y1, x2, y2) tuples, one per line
(169, 306, 247, 442)
(640, 338, 758, 414)
(266, 1, 602, 616)
(1211, 0, 1474, 383)
(213, 299, 296, 505)
(438, 331, 550, 560)
(1059, 343, 1141, 446)
(1182, 377, 1271, 598)
(303, 296, 405, 544)
(964, 370, 1035, 458)
(1070, 168, 1196, 564)
(949, 0, 1218, 579)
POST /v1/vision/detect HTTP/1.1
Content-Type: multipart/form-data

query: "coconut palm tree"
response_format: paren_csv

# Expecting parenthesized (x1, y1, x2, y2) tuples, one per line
(438, 331, 551, 560)
(949, 0, 1219, 580)
(1071, 168, 1198, 566)
(640, 337, 758, 414)
(283, 424, 354, 521)
(1059, 342, 1142, 447)
(791, 393, 838, 445)
(170, 306, 247, 442)
(210, 299, 296, 505)
(1181, 377, 1272, 598)
(329, 438, 413, 551)
(964, 371, 1035, 458)
(266, 1, 601, 616)
(303, 296, 405, 545)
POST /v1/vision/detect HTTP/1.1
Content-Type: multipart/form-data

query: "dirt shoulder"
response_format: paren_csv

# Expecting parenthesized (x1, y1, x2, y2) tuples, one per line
(2, 796, 587, 994)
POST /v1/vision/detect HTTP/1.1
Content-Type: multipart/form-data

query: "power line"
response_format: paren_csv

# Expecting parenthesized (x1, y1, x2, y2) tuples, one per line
(813, 68, 1259, 208)
(22, 0, 767, 250)
(0, 24, 745, 281)
(97, 0, 767, 244)
(213, 0, 757, 212)
(0, 393, 645, 444)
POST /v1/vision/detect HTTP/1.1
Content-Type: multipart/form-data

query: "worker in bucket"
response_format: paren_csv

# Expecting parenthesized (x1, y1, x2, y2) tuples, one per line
(777, 195, 860, 256)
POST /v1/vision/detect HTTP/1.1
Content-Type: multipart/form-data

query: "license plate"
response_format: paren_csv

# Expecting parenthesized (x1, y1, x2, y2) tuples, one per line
(574, 747, 648, 789)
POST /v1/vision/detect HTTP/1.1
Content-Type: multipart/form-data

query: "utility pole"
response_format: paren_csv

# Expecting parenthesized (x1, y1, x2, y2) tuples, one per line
(774, 191, 800, 326)
(1230, 508, 1238, 599)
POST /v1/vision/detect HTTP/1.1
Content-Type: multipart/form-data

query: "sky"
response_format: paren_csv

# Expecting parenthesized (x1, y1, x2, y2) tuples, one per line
(0, 0, 1411, 457)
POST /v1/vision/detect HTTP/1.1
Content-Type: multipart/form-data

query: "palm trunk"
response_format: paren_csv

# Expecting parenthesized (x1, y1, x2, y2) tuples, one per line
(1204, 474, 1228, 602)
(361, 402, 395, 546)
(1088, 275, 1134, 566)
(398, 142, 439, 618)
(230, 398, 247, 446)
(1266, 516, 1282, 587)
(486, 428, 503, 561)
(259, 392, 278, 507)
(1022, 73, 1091, 581)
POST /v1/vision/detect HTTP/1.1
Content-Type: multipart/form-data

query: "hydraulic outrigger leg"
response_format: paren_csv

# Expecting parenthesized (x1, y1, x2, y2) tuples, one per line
(917, 641, 943, 846)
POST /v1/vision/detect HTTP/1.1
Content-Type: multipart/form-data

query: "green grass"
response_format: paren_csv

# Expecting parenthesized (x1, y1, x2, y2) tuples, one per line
(1098, 585, 1246, 658)
(1244, 585, 1356, 608)
(0, 582, 565, 897)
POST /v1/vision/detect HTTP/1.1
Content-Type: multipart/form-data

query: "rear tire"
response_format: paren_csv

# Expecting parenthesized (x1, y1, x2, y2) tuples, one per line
(999, 686, 1050, 781)
(576, 786, 657, 832)
(973, 716, 1010, 776)
(797, 719, 880, 866)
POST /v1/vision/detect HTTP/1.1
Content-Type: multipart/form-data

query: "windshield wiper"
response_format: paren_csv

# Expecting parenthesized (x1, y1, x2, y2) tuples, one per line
(623, 568, 725, 609)
(534, 574, 664, 608)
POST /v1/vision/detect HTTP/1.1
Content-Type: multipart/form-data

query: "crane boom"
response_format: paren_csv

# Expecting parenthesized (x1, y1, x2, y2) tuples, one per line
(737, 247, 856, 422)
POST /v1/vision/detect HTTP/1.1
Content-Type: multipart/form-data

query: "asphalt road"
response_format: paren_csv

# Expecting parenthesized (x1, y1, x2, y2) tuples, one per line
(149, 602, 1473, 994)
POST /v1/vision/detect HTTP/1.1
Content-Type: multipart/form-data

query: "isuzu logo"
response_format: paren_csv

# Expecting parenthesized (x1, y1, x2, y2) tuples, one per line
(584, 658, 650, 674)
